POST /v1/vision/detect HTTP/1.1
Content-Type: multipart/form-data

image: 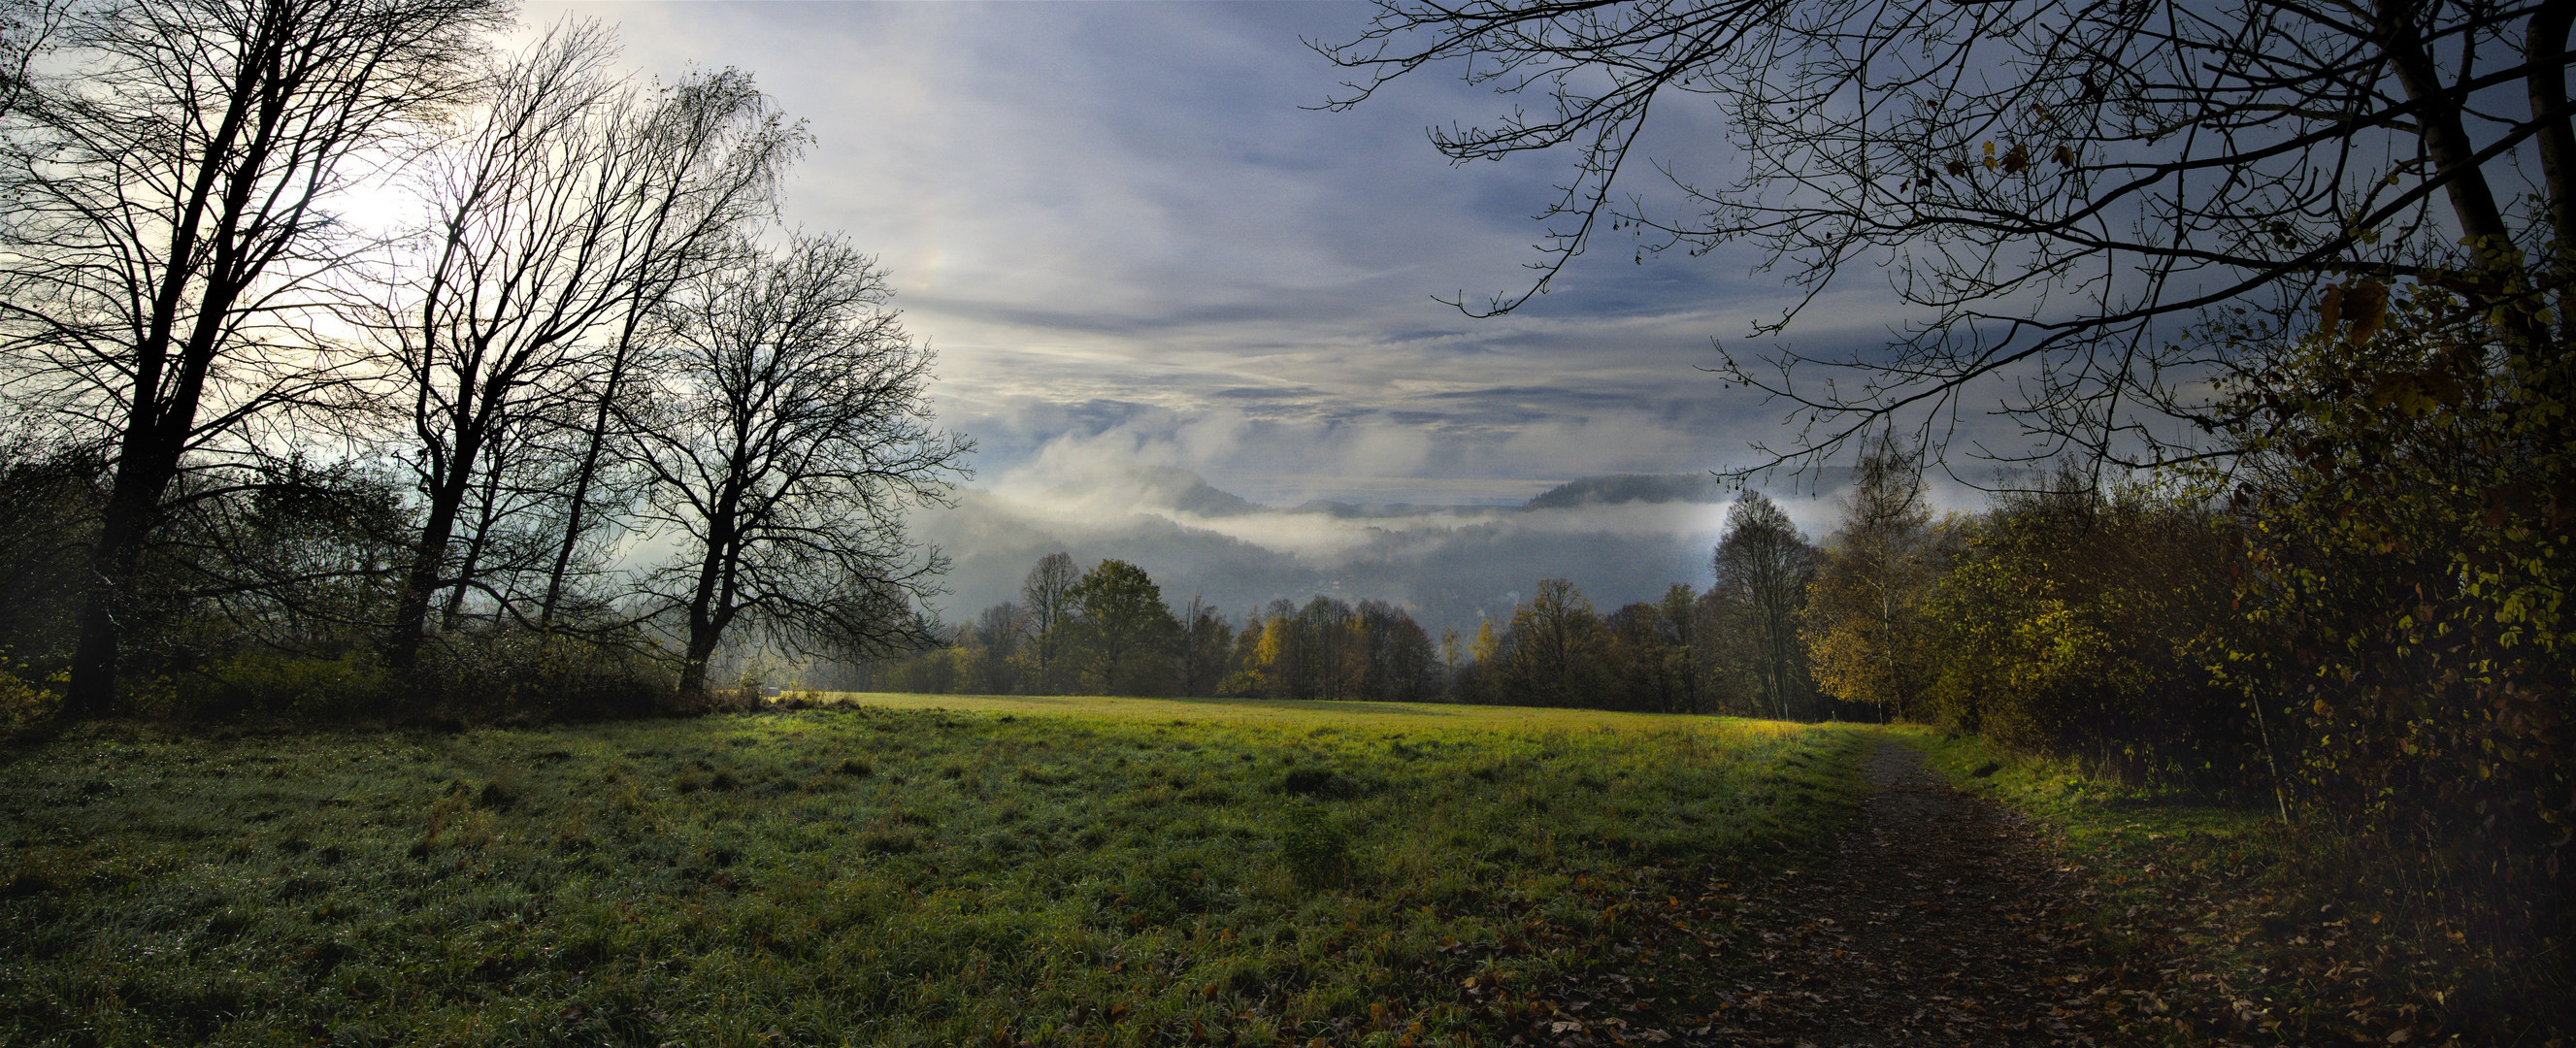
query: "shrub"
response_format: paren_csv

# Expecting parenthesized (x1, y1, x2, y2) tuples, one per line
(415, 626, 675, 721)
(1922, 475, 2252, 783)
(175, 649, 397, 721)
(2208, 286, 2575, 956)
(0, 653, 64, 740)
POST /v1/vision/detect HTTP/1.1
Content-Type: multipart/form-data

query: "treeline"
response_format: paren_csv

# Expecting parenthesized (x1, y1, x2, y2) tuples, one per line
(848, 466, 2277, 742)
(0, 5, 965, 724)
(852, 554, 1449, 703)
(852, 490, 1853, 717)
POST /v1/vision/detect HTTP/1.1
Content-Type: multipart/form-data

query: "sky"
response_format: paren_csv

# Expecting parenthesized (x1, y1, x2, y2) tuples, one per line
(529, 1, 1943, 623)
(532, 1, 1927, 504)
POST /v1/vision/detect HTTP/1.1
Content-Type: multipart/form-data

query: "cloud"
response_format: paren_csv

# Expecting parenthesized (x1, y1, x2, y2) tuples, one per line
(536, 0, 2054, 633)
(527, 1, 1982, 498)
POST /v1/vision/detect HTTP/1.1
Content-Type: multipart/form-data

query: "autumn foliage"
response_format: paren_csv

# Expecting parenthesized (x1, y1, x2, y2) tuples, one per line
(2214, 283, 2572, 945)
(1787, 282, 2575, 977)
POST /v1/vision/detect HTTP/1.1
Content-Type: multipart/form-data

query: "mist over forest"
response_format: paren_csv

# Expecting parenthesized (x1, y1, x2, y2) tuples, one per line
(916, 462, 1857, 635)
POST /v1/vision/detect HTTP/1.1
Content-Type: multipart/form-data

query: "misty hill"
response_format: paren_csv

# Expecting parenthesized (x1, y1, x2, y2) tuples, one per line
(1523, 474, 1727, 509)
(1284, 500, 1493, 519)
(1523, 469, 1860, 510)
(914, 464, 1846, 634)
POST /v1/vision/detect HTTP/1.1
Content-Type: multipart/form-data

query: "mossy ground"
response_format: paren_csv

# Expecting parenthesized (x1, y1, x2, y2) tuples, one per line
(2, 695, 1866, 1047)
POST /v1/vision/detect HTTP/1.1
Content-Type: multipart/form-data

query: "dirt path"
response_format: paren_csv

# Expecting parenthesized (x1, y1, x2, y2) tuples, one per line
(1690, 740, 2121, 1046)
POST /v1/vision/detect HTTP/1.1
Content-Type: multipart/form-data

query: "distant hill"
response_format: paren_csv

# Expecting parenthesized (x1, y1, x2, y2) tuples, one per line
(1523, 468, 1860, 511)
(1522, 474, 1728, 509)
(915, 464, 1857, 634)
(1011, 463, 1264, 517)
(1163, 471, 1263, 517)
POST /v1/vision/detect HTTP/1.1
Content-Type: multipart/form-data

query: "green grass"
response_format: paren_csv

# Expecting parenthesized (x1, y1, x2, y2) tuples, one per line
(2, 695, 1866, 1047)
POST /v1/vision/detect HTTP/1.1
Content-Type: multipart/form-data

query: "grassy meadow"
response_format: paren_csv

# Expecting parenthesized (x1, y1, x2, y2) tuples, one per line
(1, 695, 1865, 1047)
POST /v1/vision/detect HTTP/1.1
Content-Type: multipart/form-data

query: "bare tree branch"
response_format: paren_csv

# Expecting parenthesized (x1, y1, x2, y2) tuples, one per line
(1317, 0, 2576, 476)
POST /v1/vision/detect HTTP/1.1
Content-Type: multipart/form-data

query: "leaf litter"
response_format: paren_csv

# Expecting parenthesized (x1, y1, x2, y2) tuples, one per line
(1446, 740, 2511, 1048)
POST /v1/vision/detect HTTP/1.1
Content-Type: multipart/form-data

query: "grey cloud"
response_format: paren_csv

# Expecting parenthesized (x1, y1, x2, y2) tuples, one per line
(1205, 385, 1324, 402)
(552, 0, 2057, 528)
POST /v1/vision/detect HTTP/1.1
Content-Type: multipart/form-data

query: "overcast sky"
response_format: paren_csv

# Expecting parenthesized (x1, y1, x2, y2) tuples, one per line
(532, 0, 1931, 507)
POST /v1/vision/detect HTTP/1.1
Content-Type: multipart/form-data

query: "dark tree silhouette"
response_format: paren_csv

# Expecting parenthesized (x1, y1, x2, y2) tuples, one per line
(1, 0, 509, 713)
(1019, 552, 1079, 692)
(0, 0, 66, 119)
(1710, 492, 1815, 718)
(380, 24, 798, 667)
(626, 234, 967, 698)
(1351, 599, 1441, 703)
(1494, 578, 1608, 706)
(1319, 0, 2576, 471)
(1175, 595, 1235, 698)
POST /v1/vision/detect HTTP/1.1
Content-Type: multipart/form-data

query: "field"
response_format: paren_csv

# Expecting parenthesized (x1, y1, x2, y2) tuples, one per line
(1, 695, 1866, 1048)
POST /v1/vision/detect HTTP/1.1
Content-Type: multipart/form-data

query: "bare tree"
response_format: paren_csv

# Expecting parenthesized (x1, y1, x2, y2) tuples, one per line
(1019, 551, 1079, 692)
(1352, 599, 1439, 703)
(626, 234, 968, 698)
(1175, 594, 1235, 698)
(973, 600, 1028, 692)
(1300, 595, 1360, 701)
(0, 0, 507, 713)
(380, 23, 799, 668)
(1319, 0, 2576, 472)
(430, 409, 561, 631)
(1711, 491, 1816, 719)
(533, 65, 799, 631)
(1494, 578, 1608, 707)
(0, 0, 67, 119)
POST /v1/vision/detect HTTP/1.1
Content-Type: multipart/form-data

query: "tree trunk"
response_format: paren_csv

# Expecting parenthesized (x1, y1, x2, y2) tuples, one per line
(538, 314, 644, 629)
(62, 254, 247, 715)
(2378, 2, 2524, 294)
(388, 423, 486, 671)
(677, 610, 719, 697)
(441, 460, 507, 631)
(2527, 5, 2576, 349)
(677, 510, 740, 698)
(63, 455, 173, 717)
